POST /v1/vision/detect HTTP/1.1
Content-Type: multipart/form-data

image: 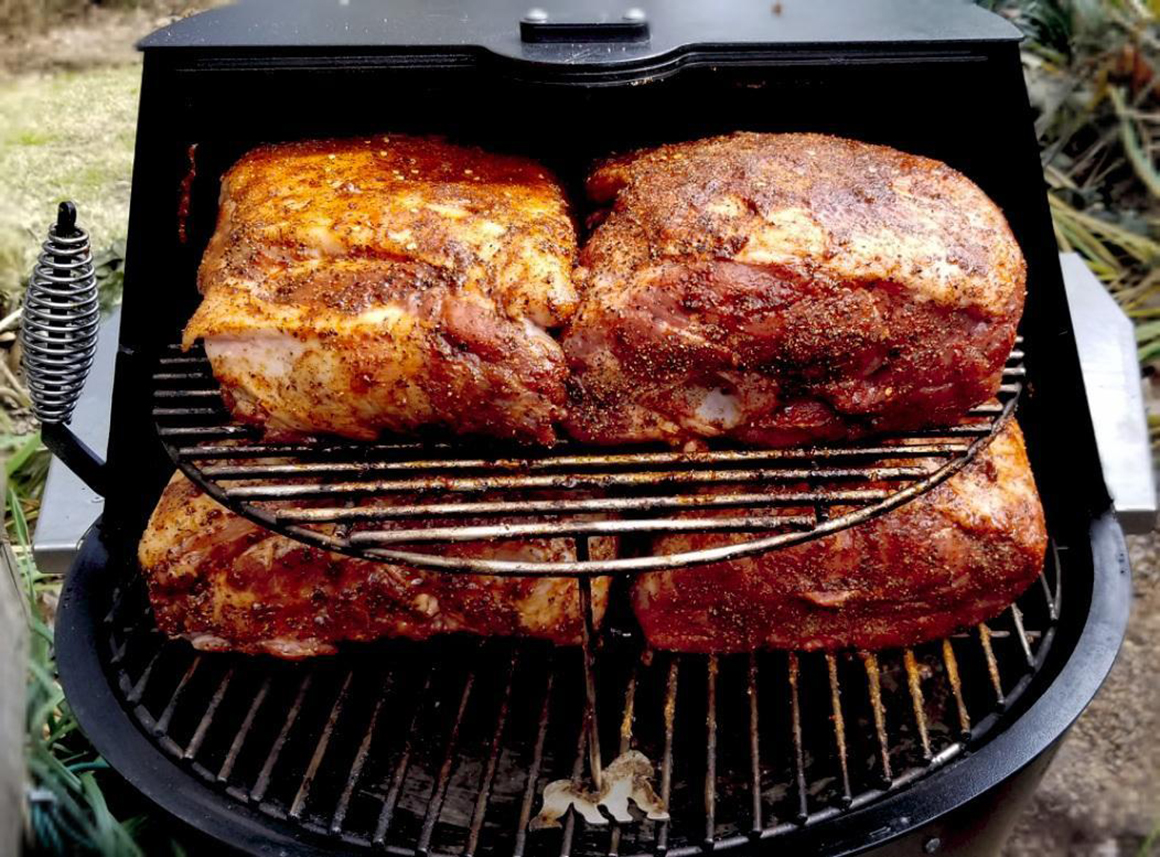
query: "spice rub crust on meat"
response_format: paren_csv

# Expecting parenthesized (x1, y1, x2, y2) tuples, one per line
(563, 132, 1026, 448)
(138, 472, 611, 658)
(185, 135, 578, 445)
(633, 420, 1046, 652)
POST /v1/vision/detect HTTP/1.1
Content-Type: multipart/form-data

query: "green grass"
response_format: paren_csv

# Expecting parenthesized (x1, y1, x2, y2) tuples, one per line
(0, 64, 140, 312)
(8, 487, 146, 856)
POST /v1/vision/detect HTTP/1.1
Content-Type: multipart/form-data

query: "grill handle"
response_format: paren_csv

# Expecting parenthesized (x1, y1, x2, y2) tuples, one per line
(1062, 252, 1157, 534)
(19, 202, 108, 497)
(519, 7, 649, 43)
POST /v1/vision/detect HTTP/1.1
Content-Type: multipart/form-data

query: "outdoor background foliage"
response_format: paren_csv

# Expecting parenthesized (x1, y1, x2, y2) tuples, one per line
(0, 0, 1157, 854)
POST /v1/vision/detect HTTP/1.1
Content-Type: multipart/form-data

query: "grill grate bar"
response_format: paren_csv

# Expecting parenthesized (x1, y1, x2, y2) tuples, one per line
(607, 658, 641, 857)
(374, 670, 434, 846)
(290, 669, 354, 820)
(178, 439, 447, 460)
(861, 653, 893, 785)
(1044, 541, 1063, 620)
(102, 585, 127, 627)
(152, 371, 213, 383)
(577, 560, 604, 795)
(153, 406, 224, 418)
(1010, 605, 1035, 666)
(558, 714, 592, 857)
(276, 491, 891, 525)
(184, 666, 234, 760)
(902, 650, 932, 761)
(825, 653, 852, 807)
(125, 648, 162, 704)
(155, 655, 202, 736)
(967, 403, 1004, 416)
(348, 516, 817, 546)
(786, 653, 809, 823)
(330, 673, 391, 835)
(223, 466, 937, 501)
(158, 424, 253, 438)
(746, 654, 762, 836)
(941, 640, 971, 739)
(512, 663, 554, 857)
(154, 388, 220, 399)
(1038, 570, 1056, 618)
(251, 672, 314, 804)
(194, 443, 970, 480)
(704, 655, 719, 852)
(217, 675, 271, 784)
(894, 423, 993, 438)
(978, 625, 1006, 706)
(417, 658, 479, 857)
(655, 657, 680, 857)
(1052, 544, 1063, 615)
(465, 652, 518, 857)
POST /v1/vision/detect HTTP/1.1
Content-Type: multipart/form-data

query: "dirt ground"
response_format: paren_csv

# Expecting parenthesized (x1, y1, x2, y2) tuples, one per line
(1004, 531, 1160, 856)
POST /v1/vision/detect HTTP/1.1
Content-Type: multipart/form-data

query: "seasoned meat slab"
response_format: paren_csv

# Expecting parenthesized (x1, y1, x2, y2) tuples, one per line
(632, 422, 1046, 652)
(563, 132, 1026, 447)
(185, 136, 578, 444)
(138, 473, 610, 658)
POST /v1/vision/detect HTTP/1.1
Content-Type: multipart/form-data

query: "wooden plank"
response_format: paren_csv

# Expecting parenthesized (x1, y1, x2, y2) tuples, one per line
(1, 470, 28, 857)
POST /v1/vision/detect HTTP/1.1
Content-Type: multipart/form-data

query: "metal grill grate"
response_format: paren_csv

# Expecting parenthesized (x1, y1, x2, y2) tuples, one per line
(151, 343, 1025, 574)
(103, 541, 1060, 857)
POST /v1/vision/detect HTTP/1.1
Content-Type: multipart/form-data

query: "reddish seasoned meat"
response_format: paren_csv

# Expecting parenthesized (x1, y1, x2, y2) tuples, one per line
(185, 136, 578, 445)
(138, 473, 611, 658)
(632, 422, 1046, 652)
(563, 132, 1026, 448)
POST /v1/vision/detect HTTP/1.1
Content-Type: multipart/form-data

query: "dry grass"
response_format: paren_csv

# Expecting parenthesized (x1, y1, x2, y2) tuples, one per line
(0, 0, 194, 41)
(0, 64, 140, 313)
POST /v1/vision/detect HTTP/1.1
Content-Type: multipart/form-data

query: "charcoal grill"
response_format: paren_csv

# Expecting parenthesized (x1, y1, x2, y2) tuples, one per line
(31, 0, 1141, 854)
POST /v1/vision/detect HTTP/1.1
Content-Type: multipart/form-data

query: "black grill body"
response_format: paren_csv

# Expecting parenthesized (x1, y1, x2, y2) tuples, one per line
(53, 0, 1132, 854)
(57, 512, 1129, 857)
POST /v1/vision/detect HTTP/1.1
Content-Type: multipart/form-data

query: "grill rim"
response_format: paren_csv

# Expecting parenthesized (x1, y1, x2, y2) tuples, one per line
(56, 511, 1130, 857)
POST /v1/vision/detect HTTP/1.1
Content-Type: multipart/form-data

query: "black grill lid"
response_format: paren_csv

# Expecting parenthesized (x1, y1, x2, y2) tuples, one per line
(138, 0, 1020, 66)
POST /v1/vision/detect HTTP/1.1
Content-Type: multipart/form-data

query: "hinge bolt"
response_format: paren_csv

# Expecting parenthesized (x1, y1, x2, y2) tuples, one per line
(523, 7, 548, 23)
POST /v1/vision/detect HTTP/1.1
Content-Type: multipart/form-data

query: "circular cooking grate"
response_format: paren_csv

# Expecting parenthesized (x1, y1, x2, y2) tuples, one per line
(92, 540, 1058, 857)
(151, 342, 1025, 574)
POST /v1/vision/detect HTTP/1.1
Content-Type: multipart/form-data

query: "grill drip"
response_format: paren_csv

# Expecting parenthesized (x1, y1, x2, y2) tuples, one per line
(103, 544, 1059, 856)
(151, 344, 1026, 574)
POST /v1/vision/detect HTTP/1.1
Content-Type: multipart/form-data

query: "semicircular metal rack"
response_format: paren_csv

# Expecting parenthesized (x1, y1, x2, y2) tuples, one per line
(151, 340, 1025, 576)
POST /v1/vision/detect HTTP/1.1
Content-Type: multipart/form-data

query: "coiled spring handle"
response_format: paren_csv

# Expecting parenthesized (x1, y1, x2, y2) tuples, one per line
(19, 202, 107, 494)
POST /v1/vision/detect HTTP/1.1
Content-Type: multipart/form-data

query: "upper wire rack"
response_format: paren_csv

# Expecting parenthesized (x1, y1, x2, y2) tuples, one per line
(153, 341, 1025, 575)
